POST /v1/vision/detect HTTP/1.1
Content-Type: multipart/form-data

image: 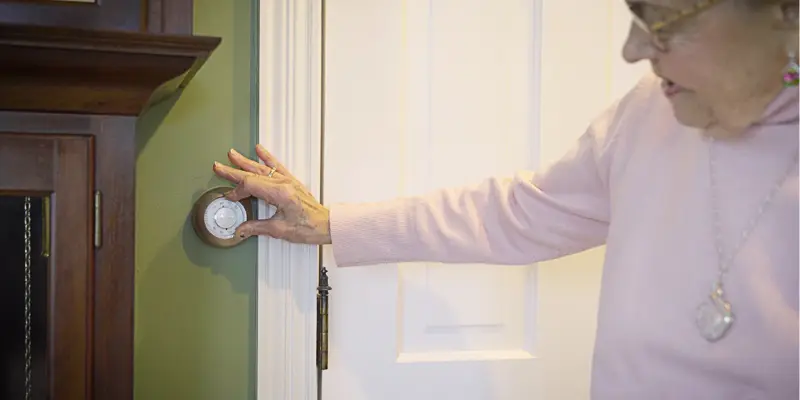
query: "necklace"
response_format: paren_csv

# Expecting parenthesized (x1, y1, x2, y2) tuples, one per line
(695, 138, 799, 342)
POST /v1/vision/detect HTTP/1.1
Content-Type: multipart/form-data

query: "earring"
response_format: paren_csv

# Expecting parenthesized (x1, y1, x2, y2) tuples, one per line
(783, 50, 799, 87)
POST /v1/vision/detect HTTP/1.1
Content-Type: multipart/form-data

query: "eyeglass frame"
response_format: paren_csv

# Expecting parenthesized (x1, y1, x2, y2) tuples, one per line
(628, 0, 727, 51)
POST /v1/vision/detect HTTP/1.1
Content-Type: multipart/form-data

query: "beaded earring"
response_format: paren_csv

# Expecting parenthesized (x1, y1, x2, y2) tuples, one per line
(783, 50, 799, 87)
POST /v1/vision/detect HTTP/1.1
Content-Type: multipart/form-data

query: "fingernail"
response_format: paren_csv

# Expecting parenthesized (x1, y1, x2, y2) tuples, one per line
(229, 148, 240, 156)
(213, 161, 220, 168)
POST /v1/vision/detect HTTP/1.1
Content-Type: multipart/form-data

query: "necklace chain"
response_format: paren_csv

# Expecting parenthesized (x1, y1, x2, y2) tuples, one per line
(708, 138, 799, 285)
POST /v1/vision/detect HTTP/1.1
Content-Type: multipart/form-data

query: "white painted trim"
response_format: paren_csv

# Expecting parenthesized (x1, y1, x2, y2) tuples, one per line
(529, 0, 544, 171)
(257, 0, 322, 399)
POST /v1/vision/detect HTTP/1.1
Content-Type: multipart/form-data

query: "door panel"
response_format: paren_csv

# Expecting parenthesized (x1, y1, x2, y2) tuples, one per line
(397, 264, 536, 361)
(0, 133, 93, 400)
(322, 1, 541, 399)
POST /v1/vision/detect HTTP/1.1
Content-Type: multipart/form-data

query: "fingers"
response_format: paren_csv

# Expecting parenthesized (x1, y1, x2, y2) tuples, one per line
(225, 175, 264, 202)
(255, 144, 296, 180)
(235, 219, 288, 240)
(216, 145, 297, 182)
(227, 148, 274, 176)
(224, 174, 290, 206)
(213, 162, 254, 184)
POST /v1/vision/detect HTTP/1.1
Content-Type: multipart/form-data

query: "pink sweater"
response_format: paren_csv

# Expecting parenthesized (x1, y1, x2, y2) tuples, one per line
(329, 74, 799, 399)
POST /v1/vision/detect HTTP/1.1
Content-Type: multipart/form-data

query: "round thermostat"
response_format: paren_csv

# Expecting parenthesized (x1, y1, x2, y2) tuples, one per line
(191, 186, 254, 248)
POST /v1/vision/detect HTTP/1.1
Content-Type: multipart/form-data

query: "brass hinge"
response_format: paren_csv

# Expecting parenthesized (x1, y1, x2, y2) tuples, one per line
(316, 267, 331, 371)
(93, 191, 102, 248)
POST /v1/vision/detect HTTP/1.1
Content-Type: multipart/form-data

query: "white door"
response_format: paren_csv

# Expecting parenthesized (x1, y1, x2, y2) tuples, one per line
(321, 1, 648, 399)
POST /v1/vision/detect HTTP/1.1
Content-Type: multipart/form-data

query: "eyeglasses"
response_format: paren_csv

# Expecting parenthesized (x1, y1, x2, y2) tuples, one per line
(628, 0, 727, 51)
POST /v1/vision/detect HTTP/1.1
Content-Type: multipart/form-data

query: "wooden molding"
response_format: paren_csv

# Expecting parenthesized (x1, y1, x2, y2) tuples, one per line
(0, 22, 220, 116)
(257, 0, 322, 398)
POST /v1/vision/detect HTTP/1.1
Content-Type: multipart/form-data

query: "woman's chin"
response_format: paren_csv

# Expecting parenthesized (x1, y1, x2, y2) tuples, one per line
(667, 91, 762, 139)
(668, 94, 715, 129)
(670, 99, 747, 139)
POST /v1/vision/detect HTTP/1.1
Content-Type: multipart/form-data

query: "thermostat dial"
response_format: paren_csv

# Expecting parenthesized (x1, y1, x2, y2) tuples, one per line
(191, 186, 254, 248)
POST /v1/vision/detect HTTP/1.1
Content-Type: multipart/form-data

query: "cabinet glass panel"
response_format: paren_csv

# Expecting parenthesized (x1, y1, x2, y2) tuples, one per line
(0, 196, 48, 400)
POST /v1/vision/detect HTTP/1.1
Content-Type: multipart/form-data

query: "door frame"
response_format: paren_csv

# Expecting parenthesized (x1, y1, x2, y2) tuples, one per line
(256, 0, 323, 399)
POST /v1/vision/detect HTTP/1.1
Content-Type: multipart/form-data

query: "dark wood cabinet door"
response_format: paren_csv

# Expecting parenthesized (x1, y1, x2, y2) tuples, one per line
(0, 133, 93, 400)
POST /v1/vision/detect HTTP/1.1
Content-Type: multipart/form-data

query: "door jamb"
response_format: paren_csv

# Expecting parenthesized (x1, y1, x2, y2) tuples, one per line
(257, 0, 323, 399)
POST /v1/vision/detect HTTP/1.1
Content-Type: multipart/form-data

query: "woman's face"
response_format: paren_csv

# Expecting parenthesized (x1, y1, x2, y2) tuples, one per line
(622, 0, 798, 135)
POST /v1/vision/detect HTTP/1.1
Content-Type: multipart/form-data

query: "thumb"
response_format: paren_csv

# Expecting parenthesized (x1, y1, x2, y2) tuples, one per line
(235, 219, 287, 240)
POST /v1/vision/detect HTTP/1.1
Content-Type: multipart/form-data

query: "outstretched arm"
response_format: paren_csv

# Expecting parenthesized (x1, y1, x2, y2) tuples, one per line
(329, 120, 617, 267)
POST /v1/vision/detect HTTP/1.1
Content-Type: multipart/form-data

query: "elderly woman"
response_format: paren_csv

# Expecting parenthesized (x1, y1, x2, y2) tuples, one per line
(214, 0, 798, 398)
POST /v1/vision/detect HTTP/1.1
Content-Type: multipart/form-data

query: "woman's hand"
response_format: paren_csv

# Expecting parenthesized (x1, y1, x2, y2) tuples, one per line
(212, 144, 332, 245)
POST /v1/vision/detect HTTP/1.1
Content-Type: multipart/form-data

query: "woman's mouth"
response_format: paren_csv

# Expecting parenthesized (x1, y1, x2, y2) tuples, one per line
(661, 79, 685, 97)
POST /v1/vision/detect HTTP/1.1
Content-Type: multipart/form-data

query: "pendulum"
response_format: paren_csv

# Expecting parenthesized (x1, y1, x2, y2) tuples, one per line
(23, 197, 32, 400)
(695, 282, 734, 342)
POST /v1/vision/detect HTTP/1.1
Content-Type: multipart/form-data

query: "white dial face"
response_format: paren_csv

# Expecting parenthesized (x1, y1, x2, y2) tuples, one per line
(203, 197, 248, 239)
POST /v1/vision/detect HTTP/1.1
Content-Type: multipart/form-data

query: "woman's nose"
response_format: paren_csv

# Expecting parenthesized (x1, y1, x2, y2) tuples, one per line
(622, 23, 657, 63)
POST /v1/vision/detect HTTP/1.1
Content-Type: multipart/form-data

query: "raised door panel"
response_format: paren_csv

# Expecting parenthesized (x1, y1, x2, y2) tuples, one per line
(0, 133, 93, 400)
(398, 264, 536, 362)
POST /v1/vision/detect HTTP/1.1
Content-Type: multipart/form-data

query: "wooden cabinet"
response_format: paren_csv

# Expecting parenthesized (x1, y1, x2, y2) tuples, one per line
(0, 5, 219, 399)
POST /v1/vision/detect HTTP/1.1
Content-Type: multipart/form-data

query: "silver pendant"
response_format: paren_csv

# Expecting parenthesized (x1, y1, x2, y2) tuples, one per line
(695, 284, 734, 342)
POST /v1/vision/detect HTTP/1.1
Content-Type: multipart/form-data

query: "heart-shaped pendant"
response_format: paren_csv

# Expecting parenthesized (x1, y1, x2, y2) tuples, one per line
(695, 285, 734, 342)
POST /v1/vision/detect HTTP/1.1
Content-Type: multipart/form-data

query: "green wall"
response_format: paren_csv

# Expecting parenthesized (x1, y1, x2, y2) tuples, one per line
(134, 0, 258, 398)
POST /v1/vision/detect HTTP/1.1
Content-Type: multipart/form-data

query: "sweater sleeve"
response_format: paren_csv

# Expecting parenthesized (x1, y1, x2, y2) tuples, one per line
(328, 93, 629, 267)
